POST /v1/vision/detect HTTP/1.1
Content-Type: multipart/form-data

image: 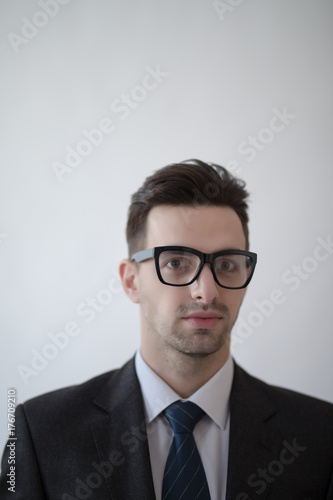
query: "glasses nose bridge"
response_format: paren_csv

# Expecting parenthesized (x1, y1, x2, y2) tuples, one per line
(202, 251, 215, 266)
(196, 252, 217, 282)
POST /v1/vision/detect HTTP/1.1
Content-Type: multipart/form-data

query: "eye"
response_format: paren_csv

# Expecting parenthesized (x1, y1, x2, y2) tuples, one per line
(222, 260, 235, 271)
(216, 258, 237, 272)
(166, 258, 183, 269)
(164, 256, 192, 270)
(160, 253, 196, 273)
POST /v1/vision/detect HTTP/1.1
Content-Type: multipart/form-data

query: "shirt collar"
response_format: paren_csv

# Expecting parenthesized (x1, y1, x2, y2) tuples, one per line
(135, 350, 233, 430)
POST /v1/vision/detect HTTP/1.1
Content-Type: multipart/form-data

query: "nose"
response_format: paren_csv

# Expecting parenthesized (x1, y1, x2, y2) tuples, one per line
(190, 263, 219, 303)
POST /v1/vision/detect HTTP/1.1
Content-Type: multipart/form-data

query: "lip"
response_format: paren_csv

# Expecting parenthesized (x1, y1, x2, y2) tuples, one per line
(182, 312, 222, 329)
(183, 317, 221, 329)
(183, 311, 222, 319)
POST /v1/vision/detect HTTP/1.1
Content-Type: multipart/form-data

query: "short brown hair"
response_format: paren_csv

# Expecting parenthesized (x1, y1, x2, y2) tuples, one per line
(126, 159, 250, 257)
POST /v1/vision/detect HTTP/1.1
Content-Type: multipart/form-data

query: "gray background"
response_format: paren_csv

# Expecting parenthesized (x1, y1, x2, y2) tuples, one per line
(1, 0, 332, 453)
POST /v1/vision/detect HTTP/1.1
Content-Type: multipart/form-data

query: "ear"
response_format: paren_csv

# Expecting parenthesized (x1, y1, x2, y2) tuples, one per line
(119, 259, 140, 304)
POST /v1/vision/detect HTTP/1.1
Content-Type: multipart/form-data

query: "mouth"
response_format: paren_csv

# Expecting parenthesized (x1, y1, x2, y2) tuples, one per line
(182, 312, 223, 329)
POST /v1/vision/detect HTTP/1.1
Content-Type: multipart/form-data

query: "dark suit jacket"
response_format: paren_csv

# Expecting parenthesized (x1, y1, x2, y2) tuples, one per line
(1, 358, 333, 499)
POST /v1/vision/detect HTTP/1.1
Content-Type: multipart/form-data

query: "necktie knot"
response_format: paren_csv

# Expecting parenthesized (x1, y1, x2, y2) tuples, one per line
(164, 401, 206, 435)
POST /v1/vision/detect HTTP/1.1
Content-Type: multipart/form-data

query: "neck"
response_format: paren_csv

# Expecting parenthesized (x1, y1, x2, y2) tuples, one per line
(140, 343, 230, 398)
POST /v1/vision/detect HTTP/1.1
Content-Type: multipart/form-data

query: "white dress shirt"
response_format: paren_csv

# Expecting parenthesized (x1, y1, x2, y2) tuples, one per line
(135, 350, 234, 500)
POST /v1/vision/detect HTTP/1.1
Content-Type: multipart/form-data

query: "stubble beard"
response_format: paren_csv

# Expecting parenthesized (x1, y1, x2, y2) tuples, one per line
(165, 304, 232, 359)
(167, 321, 231, 358)
(141, 293, 234, 361)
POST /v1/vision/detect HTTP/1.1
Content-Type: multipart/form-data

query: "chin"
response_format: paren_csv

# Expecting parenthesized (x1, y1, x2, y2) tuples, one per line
(178, 337, 228, 357)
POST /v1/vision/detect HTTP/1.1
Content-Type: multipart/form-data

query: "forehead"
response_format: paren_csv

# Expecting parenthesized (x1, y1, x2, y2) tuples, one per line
(145, 205, 246, 252)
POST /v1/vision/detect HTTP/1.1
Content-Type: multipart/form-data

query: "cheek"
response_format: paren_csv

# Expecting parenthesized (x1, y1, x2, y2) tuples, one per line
(220, 290, 245, 314)
(151, 287, 189, 321)
(157, 288, 187, 312)
(137, 265, 160, 298)
(138, 267, 183, 309)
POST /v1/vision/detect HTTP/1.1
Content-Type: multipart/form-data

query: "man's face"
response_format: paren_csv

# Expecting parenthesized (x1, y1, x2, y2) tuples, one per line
(127, 205, 248, 365)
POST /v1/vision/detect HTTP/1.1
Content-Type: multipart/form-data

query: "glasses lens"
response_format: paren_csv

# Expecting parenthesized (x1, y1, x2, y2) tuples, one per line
(159, 249, 200, 285)
(214, 254, 253, 288)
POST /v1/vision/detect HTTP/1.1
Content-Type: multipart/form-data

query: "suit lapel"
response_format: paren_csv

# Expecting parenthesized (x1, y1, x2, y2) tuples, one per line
(91, 359, 156, 500)
(226, 362, 283, 500)
(88, 358, 286, 499)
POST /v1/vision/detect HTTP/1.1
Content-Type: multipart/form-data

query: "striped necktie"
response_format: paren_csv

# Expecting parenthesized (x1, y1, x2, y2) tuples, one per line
(162, 401, 211, 500)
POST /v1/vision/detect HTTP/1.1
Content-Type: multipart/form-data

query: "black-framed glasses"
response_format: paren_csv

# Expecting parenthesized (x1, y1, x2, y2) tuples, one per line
(131, 246, 257, 289)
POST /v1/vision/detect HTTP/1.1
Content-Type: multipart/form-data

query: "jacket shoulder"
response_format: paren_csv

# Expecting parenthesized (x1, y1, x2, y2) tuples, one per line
(23, 357, 137, 419)
(233, 361, 333, 420)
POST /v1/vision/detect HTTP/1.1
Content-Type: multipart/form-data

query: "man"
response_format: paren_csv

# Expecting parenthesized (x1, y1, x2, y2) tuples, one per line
(1, 159, 332, 499)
